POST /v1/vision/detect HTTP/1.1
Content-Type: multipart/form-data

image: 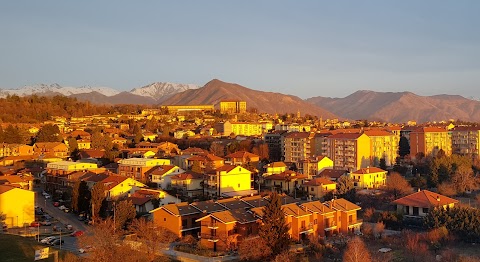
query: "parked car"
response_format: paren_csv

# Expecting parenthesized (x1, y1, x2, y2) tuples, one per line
(50, 239, 64, 246)
(40, 220, 52, 226)
(53, 202, 60, 207)
(65, 224, 73, 230)
(40, 236, 57, 244)
(58, 205, 66, 210)
(70, 230, 84, 237)
(30, 221, 40, 227)
(78, 215, 86, 221)
(44, 194, 51, 199)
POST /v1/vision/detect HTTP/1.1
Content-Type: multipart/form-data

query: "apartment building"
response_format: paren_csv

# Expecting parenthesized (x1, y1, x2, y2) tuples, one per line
(325, 133, 371, 171)
(33, 142, 69, 158)
(410, 127, 452, 158)
(264, 130, 288, 162)
(451, 126, 480, 159)
(0, 185, 35, 228)
(215, 121, 263, 137)
(0, 144, 34, 157)
(299, 156, 333, 178)
(363, 130, 399, 166)
(219, 100, 247, 114)
(118, 158, 171, 182)
(283, 132, 314, 164)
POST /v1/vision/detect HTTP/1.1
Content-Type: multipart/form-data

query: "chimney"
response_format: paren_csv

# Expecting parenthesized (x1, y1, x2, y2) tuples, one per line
(436, 196, 440, 202)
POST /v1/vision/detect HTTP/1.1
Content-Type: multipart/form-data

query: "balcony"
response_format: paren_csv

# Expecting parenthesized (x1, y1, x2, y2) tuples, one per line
(299, 225, 314, 234)
(200, 234, 219, 242)
(207, 223, 219, 229)
(348, 219, 363, 228)
(324, 221, 337, 231)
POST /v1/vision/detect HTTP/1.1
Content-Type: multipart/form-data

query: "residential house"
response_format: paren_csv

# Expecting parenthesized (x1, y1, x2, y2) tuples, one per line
(0, 185, 35, 228)
(300, 156, 333, 178)
(187, 154, 224, 172)
(46, 161, 99, 176)
(145, 165, 185, 189)
(100, 175, 146, 200)
(318, 169, 348, 182)
(264, 162, 288, 174)
(263, 170, 308, 195)
(349, 167, 387, 189)
(170, 172, 204, 197)
(205, 165, 253, 197)
(0, 175, 34, 190)
(392, 190, 458, 218)
(128, 189, 179, 213)
(0, 144, 34, 157)
(224, 151, 260, 166)
(302, 177, 336, 199)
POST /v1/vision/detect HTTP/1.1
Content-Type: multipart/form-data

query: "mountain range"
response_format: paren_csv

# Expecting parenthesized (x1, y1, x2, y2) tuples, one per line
(1, 80, 479, 123)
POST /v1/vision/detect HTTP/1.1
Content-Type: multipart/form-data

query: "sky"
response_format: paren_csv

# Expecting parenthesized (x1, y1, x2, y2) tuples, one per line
(1, 1, 479, 99)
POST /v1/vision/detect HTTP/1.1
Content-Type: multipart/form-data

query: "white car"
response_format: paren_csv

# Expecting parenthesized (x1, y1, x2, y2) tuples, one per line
(44, 194, 51, 199)
(58, 205, 66, 210)
(40, 236, 57, 244)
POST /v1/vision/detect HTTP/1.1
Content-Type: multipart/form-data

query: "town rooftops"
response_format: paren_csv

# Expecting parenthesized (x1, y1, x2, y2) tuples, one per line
(145, 165, 177, 176)
(182, 147, 208, 156)
(327, 133, 363, 139)
(215, 164, 240, 173)
(239, 195, 269, 208)
(300, 201, 335, 214)
(154, 202, 201, 216)
(217, 198, 253, 210)
(392, 190, 459, 208)
(197, 208, 258, 224)
(452, 126, 480, 131)
(34, 142, 66, 149)
(0, 184, 16, 194)
(282, 203, 311, 217)
(302, 177, 336, 187)
(264, 171, 308, 181)
(225, 151, 259, 159)
(412, 127, 448, 133)
(190, 200, 228, 214)
(351, 167, 386, 174)
(318, 169, 348, 179)
(265, 162, 287, 168)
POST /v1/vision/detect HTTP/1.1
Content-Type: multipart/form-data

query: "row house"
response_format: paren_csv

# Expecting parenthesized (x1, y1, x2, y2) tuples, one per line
(118, 158, 171, 182)
(451, 126, 480, 159)
(363, 130, 399, 166)
(410, 127, 451, 158)
(324, 133, 371, 171)
(33, 142, 69, 158)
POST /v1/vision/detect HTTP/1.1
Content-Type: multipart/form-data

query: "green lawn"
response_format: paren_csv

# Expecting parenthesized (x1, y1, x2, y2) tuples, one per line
(0, 234, 70, 262)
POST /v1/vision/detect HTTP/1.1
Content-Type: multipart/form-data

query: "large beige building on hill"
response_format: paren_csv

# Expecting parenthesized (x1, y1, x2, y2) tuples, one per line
(219, 100, 247, 114)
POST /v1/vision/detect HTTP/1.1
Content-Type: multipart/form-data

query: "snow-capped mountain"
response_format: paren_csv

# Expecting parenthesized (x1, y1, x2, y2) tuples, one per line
(130, 82, 199, 101)
(0, 83, 120, 97)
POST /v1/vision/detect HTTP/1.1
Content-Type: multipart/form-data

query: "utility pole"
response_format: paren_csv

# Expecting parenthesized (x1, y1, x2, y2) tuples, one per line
(113, 202, 116, 234)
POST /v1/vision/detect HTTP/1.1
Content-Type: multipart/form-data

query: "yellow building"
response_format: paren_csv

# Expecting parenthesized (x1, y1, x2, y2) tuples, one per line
(205, 165, 253, 197)
(349, 167, 387, 189)
(46, 161, 99, 175)
(451, 127, 480, 159)
(216, 121, 263, 137)
(302, 177, 337, 199)
(0, 185, 35, 228)
(325, 133, 371, 171)
(219, 100, 247, 114)
(171, 172, 204, 197)
(364, 130, 399, 167)
(166, 105, 215, 113)
(76, 140, 92, 150)
(264, 162, 287, 174)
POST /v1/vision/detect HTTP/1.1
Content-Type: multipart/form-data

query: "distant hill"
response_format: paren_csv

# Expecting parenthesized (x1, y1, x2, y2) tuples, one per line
(306, 90, 480, 123)
(161, 79, 338, 118)
(70, 91, 158, 105)
(130, 82, 199, 102)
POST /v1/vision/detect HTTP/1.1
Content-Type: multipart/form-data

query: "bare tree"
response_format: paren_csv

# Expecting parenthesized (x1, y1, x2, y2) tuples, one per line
(128, 218, 177, 261)
(238, 237, 272, 261)
(438, 182, 457, 197)
(385, 172, 413, 199)
(451, 166, 477, 194)
(404, 230, 429, 262)
(373, 222, 385, 239)
(209, 142, 224, 157)
(343, 237, 371, 262)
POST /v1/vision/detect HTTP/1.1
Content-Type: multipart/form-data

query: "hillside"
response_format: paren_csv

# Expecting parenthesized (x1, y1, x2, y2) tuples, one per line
(161, 79, 338, 118)
(306, 90, 480, 123)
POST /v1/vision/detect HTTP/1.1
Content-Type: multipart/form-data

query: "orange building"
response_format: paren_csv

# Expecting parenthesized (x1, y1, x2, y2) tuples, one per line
(410, 127, 451, 158)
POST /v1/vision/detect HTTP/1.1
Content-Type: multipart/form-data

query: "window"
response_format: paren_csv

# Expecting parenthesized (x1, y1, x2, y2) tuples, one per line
(238, 183, 240, 188)
(423, 208, 429, 214)
(311, 187, 314, 192)
(164, 218, 166, 222)
(314, 219, 317, 225)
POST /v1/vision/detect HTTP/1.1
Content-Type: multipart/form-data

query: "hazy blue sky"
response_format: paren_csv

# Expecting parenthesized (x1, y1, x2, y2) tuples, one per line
(1, 1, 479, 99)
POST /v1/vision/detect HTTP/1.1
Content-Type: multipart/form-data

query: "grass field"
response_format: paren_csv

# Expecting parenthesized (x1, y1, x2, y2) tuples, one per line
(0, 234, 69, 262)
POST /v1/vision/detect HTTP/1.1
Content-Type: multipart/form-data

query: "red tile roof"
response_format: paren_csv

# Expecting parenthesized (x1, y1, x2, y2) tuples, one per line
(392, 190, 458, 208)
(327, 133, 363, 139)
(351, 167, 386, 174)
(171, 172, 203, 180)
(302, 177, 336, 187)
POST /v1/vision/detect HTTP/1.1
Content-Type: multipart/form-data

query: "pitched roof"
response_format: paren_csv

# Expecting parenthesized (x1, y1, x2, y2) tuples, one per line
(302, 177, 336, 187)
(282, 203, 311, 217)
(392, 190, 459, 208)
(266, 162, 287, 168)
(327, 133, 363, 139)
(324, 198, 361, 212)
(217, 198, 252, 210)
(215, 164, 240, 173)
(240, 195, 269, 208)
(34, 142, 66, 149)
(190, 200, 228, 213)
(145, 165, 177, 176)
(318, 169, 347, 179)
(170, 172, 203, 180)
(285, 132, 311, 139)
(208, 208, 258, 224)
(0, 184, 15, 194)
(363, 130, 394, 137)
(412, 127, 447, 133)
(159, 202, 201, 216)
(225, 151, 259, 159)
(300, 201, 335, 214)
(128, 196, 151, 206)
(351, 167, 386, 174)
(79, 149, 106, 159)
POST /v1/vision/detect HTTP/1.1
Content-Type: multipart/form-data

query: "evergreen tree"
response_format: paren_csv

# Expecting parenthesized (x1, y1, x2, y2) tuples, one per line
(398, 136, 410, 158)
(72, 181, 81, 213)
(78, 181, 91, 214)
(114, 200, 136, 230)
(259, 192, 290, 257)
(36, 124, 61, 142)
(90, 182, 106, 221)
(379, 158, 387, 170)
